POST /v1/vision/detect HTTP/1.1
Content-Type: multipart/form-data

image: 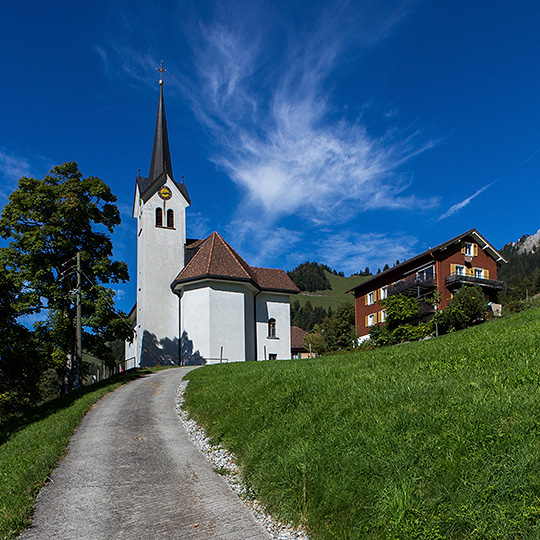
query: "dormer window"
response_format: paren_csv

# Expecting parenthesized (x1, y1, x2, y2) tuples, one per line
(464, 242, 473, 256)
(155, 207, 163, 227)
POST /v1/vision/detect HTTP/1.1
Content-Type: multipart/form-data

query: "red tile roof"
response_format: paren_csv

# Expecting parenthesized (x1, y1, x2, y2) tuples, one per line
(172, 232, 300, 294)
(290, 325, 308, 350)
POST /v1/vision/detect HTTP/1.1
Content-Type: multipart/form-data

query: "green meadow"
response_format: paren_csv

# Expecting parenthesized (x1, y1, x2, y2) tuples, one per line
(184, 308, 540, 539)
(295, 271, 369, 310)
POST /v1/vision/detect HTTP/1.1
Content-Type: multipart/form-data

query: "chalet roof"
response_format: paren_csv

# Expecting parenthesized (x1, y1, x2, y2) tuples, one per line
(135, 83, 191, 204)
(347, 228, 507, 295)
(290, 325, 308, 350)
(171, 232, 300, 294)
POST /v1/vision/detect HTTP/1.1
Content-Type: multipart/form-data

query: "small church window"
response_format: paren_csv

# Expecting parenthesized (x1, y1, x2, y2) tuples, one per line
(268, 318, 276, 338)
(167, 209, 174, 228)
(155, 207, 163, 227)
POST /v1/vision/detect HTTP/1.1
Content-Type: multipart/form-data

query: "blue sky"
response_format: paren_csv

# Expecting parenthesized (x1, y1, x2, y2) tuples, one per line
(2, 0, 540, 313)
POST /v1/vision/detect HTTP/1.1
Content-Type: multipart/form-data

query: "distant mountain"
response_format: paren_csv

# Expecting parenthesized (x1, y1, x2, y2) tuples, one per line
(513, 228, 540, 254)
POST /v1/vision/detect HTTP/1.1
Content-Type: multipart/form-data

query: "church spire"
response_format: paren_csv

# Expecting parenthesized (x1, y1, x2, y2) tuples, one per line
(148, 80, 173, 183)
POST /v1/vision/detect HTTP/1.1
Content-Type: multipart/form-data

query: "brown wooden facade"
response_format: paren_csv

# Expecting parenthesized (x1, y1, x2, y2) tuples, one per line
(348, 229, 506, 338)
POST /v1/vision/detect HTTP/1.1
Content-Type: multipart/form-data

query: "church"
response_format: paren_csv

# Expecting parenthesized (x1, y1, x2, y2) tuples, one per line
(125, 80, 299, 367)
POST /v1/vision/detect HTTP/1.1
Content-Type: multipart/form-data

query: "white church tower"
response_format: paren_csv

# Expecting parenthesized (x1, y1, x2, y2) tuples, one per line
(127, 79, 190, 366)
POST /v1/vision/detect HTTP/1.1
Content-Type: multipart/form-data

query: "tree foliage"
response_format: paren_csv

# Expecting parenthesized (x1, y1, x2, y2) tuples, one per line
(321, 303, 357, 351)
(0, 273, 48, 416)
(380, 294, 421, 330)
(291, 300, 329, 331)
(288, 262, 332, 292)
(498, 240, 540, 306)
(0, 162, 131, 396)
(436, 285, 487, 333)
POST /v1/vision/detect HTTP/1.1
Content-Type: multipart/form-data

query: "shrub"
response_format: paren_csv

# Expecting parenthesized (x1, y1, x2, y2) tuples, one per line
(437, 285, 487, 334)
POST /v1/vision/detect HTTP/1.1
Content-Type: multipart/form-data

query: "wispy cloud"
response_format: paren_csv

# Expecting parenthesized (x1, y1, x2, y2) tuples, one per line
(0, 148, 34, 199)
(314, 231, 418, 275)
(439, 182, 495, 221)
(224, 218, 303, 268)
(184, 3, 437, 225)
(187, 211, 211, 240)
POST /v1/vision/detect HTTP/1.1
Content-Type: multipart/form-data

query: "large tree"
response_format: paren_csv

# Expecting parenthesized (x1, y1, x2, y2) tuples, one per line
(0, 162, 131, 392)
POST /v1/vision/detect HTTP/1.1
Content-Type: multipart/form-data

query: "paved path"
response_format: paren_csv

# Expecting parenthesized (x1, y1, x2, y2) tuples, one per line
(21, 368, 271, 540)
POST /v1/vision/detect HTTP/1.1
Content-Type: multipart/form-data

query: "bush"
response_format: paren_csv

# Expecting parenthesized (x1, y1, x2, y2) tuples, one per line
(437, 285, 487, 334)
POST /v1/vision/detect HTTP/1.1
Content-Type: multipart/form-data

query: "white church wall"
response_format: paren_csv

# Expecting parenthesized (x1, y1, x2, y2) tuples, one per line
(136, 176, 188, 366)
(180, 285, 211, 363)
(256, 293, 292, 360)
(208, 283, 248, 363)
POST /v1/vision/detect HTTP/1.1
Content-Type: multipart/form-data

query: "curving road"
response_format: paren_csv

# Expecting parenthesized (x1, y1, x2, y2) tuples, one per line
(21, 368, 271, 540)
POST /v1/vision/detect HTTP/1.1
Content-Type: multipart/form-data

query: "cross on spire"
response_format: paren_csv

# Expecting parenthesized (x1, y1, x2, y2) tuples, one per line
(156, 60, 166, 86)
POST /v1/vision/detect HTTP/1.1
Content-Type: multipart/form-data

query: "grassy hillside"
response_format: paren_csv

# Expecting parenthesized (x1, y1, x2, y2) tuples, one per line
(0, 369, 162, 539)
(295, 271, 370, 310)
(184, 308, 540, 540)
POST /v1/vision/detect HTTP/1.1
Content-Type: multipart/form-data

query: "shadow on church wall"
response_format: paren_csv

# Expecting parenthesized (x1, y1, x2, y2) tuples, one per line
(140, 330, 181, 367)
(181, 331, 205, 366)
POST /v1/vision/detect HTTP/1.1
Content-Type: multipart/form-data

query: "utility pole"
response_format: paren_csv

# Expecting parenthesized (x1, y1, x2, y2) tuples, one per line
(75, 252, 82, 390)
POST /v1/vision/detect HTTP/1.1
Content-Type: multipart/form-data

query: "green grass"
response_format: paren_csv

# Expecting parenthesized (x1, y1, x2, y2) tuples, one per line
(184, 308, 540, 539)
(0, 368, 159, 539)
(295, 271, 369, 310)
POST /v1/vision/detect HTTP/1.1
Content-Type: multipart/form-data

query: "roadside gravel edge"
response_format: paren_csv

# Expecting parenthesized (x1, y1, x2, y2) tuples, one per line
(175, 380, 310, 540)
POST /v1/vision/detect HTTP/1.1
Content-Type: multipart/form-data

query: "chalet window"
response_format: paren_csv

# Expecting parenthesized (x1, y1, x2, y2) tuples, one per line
(367, 313, 375, 327)
(167, 209, 174, 228)
(455, 265, 465, 276)
(155, 207, 163, 227)
(367, 292, 374, 305)
(474, 268, 484, 279)
(268, 318, 276, 338)
(380, 309, 386, 323)
(462, 242, 478, 257)
(380, 286, 388, 300)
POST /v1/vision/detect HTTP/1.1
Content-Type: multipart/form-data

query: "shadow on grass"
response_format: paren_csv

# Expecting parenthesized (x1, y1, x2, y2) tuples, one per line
(0, 368, 155, 446)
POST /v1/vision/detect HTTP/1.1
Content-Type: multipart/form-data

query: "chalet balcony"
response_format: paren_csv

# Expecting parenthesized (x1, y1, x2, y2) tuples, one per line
(388, 274, 437, 297)
(445, 273, 505, 291)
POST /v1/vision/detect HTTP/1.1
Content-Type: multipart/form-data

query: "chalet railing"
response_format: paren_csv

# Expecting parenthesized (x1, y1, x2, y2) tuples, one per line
(388, 274, 436, 297)
(445, 273, 505, 290)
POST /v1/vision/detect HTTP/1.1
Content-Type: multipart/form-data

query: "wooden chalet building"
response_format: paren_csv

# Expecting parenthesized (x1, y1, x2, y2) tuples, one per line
(348, 229, 507, 340)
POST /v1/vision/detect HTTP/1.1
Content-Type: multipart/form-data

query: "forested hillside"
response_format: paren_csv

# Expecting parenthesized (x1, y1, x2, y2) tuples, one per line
(498, 232, 540, 304)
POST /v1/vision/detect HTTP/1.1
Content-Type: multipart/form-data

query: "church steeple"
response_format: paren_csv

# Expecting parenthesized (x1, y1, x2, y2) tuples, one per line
(148, 82, 173, 183)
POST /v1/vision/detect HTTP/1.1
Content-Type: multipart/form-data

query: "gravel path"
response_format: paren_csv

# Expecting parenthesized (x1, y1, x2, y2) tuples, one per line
(21, 368, 273, 540)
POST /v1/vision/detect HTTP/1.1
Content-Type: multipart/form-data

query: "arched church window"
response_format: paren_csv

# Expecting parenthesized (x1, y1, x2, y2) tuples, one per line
(155, 207, 163, 227)
(268, 318, 276, 338)
(167, 209, 174, 228)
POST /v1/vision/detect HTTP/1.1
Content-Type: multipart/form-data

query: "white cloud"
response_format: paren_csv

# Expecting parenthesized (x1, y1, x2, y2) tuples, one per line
(187, 211, 211, 240)
(314, 231, 419, 276)
(186, 2, 437, 225)
(439, 182, 494, 221)
(224, 218, 303, 268)
(0, 148, 32, 197)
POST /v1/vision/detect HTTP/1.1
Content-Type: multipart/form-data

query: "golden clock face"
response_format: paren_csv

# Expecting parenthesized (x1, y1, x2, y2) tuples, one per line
(158, 186, 172, 200)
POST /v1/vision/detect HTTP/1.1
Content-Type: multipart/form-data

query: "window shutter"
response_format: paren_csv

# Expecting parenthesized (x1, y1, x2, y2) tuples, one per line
(484, 269, 489, 278)
(450, 263, 456, 275)
(473, 243, 478, 256)
(375, 289, 380, 302)
(365, 295, 368, 306)
(365, 315, 369, 327)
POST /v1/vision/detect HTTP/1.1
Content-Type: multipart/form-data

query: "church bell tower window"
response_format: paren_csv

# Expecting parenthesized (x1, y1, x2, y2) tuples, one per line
(167, 209, 174, 228)
(155, 207, 163, 227)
